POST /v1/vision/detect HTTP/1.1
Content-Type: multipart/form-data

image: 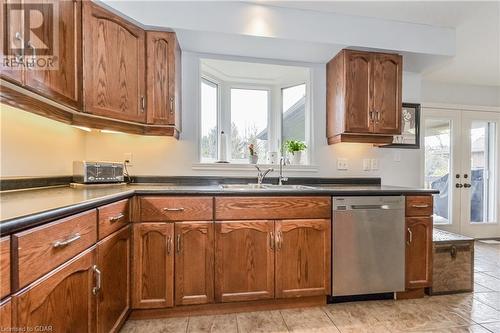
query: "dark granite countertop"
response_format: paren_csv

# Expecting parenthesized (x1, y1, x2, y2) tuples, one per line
(0, 182, 438, 235)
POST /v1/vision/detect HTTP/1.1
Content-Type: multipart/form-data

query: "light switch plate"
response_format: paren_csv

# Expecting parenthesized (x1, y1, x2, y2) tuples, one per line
(370, 159, 379, 170)
(337, 158, 349, 170)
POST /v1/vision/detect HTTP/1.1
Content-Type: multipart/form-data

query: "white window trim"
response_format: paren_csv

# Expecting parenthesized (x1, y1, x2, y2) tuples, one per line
(200, 75, 222, 163)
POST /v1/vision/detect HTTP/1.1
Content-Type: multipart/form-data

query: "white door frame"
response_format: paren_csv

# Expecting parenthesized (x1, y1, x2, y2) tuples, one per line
(422, 104, 500, 238)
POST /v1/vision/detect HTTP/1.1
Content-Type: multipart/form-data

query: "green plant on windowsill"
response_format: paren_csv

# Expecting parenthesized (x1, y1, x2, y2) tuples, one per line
(284, 140, 307, 164)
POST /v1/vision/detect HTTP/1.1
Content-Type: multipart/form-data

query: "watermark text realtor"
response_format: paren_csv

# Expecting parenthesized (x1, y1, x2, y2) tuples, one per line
(2, 0, 59, 70)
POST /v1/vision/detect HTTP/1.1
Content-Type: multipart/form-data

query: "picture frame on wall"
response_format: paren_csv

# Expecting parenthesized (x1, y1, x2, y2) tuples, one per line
(381, 102, 421, 149)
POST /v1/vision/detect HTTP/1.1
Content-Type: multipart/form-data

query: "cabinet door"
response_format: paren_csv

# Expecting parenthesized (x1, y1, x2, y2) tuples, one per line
(371, 53, 402, 135)
(174, 221, 214, 305)
(276, 219, 331, 298)
(406, 217, 433, 289)
(344, 50, 372, 134)
(0, 0, 23, 85)
(83, 1, 146, 123)
(24, 0, 82, 109)
(132, 223, 174, 309)
(215, 220, 274, 303)
(0, 298, 11, 331)
(13, 249, 96, 332)
(146, 31, 172, 125)
(96, 226, 130, 333)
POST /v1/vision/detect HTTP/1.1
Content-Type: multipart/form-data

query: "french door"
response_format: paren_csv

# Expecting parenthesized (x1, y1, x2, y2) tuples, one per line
(422, 107, 500, 238)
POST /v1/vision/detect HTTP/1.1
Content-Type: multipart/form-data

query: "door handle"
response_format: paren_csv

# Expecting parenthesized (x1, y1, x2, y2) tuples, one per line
(92, 265, 101, 295)
(53, 233, 81, 248)
(176, 234, 181, 254)
(140, 96, 145, 112)
(407, 228, 413, 245)
(170, 97, 174, 114)
(269, 232, 274, 250)
(167, 236, 172, 255)
(109, 213, 125, 223)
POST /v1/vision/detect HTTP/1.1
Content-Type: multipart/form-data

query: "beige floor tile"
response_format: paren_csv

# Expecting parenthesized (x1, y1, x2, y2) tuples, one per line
(481, 321, 500, 333)
(474, 292, 500, 311)
(187, 314, 238, 333)
(475, 273, 500, 292)
(120, 317, 189, 333)
(474, 283, 494, 293)
(410, 325, 491, 333)
(280, 307, 340, 332)
(236, 310, 288, 333)
(431, 294, 500, 324)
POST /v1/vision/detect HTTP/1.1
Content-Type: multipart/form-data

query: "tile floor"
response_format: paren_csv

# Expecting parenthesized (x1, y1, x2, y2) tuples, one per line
(121, 242, 500, 333)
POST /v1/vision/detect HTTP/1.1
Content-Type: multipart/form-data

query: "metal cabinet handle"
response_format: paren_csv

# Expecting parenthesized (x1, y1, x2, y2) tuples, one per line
(369, 111, 375, 121)
(53, 233, 81, 248)
(456, 183, 463, 188)
(276, 231, 283, 250)
(14, 32, 24, 62)
(140, 96, 145, 112)
(109, 213, 125, 223)
(176, 234, 181, 253)
(92, 265, 101, 295)
(411, 204, 429, 208)
(167, 236, 172, 255)
(376, 111, 381, 122)
(27, 40, 35, 63)
(407, 228, 413, 245)
(163, 208, 184, 212)
(269, 232, 274, 250)
(170, 97, 174, 114)
(463, 183, 471, 188)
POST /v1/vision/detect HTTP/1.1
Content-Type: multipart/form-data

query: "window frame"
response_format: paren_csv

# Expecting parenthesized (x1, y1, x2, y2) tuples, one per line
(199, 75, 221, 163)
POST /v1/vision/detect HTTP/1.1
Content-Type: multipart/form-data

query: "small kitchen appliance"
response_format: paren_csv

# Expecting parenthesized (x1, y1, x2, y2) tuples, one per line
(73, 161, 125, 184)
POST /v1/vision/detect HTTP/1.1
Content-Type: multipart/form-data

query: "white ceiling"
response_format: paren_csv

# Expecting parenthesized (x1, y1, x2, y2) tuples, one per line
(252, 1, 488, 28)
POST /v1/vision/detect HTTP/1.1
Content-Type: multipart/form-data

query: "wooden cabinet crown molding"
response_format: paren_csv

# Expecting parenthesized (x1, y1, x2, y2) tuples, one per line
(326, 49, 402, 145)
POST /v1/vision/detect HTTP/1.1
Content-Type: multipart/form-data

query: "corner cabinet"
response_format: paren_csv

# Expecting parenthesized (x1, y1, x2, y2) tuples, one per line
(146, 31, 181, 129)
(82, 1, 146, 123)
(326, 49, 402, 144)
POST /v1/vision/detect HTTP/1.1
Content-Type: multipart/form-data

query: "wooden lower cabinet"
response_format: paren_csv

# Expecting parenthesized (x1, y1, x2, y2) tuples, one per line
(13, 249, 96, 332)
(0, 298, 11, 331)
(276, 219, 331, 298)
(406, 217, 433, 289)
(215, 221, 275, 303)
(132, 223, 174, 309)
(174, 222, 214, 305)
(96, 226, 131, 333)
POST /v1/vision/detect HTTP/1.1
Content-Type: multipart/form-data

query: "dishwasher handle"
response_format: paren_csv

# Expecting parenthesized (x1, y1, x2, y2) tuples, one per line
(350, 204, 390, 210)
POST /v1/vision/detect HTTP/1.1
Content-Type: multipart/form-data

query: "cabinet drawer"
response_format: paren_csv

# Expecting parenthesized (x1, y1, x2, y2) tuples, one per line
(406, 196, 433, 217)
(14, 210, 97, 288)
(215, 197, 331, 220)
(98, 199, 130, 239)
(140, 197, 213, 221)
(0, 237, 10, 299)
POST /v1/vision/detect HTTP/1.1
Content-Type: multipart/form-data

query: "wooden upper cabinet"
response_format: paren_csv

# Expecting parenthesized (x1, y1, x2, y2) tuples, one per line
(406, 217, 433, 289)
(13, 249, 96, 333)
(82, 1, 146, 123)
(326, 49, 402, 144)
(96, 226, 130, 333)
(146, 31, 181, 128)
(215, 220, 275, 303)
(132, 223, 174, 309)
(344, 51, 372, 134)
(174, 222, 214, 306)
(0, 0, 23, 85)
(372, 53, 402, 135)
(24, 0, 82, 109)
(275, 219, 331, 298)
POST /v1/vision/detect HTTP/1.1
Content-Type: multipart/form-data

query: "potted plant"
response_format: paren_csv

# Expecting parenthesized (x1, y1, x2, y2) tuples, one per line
(284, 140, 307, 164)
(248, 144, 258, 164)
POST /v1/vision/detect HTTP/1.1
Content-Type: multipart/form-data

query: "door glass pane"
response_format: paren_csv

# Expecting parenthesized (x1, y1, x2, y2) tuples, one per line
(424, 119, 452, 224)
(470, 121, 496, 223)
(200, 79, 218, 162)
(230, 88, 269, 161)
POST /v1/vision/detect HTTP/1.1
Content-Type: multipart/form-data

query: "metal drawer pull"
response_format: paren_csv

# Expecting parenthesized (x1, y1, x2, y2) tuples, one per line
(351, 205, 389, 210)
(170, 97, 174, 114)
(167, 236, 172, 255)
(109, 213, 125, 223)
(269, 232, 274, 250)
(92, 265, 101, 295)
(407, 228, 413, 245)
(412, 204, 430, 208)
(53, 233, 81, 248)
(163, 208, 185, 212)
(176, 234, 181, 253)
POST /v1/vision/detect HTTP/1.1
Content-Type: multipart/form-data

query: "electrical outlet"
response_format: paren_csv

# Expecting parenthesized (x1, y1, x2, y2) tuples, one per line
(370, 158, 379, 170)
(337, 158, 348, 170)
(363, 159, 371, 171)
(124, 153, 133, 166)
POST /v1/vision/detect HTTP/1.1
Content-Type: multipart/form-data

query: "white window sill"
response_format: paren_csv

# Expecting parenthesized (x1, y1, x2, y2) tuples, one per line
(192, 163, 319, 173)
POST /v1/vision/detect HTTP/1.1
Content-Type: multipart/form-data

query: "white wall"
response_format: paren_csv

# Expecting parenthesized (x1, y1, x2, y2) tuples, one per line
(0, 104, 86, 177)
(422, 81, 500, 107)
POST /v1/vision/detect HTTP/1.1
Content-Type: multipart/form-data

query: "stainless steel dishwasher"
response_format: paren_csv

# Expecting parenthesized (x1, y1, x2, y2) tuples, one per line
(332, 196, 405, 296)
